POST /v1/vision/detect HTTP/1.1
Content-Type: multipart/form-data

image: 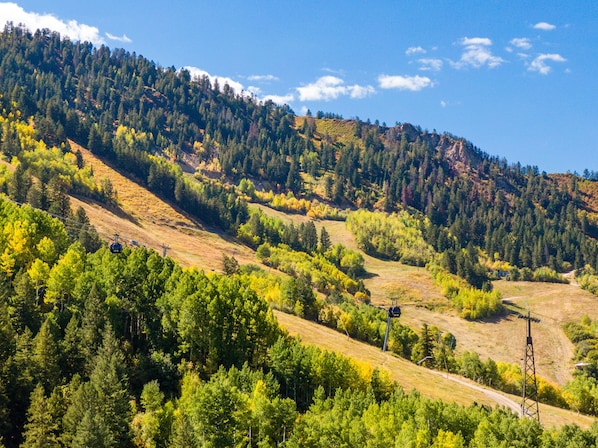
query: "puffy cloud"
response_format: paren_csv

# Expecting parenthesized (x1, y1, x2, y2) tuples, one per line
(183, 66, 245, 93)
(406, 46, 426, 56)
(452, 36, 505, 69)
(461, 37, 492, 46)
(296, 76, 374, 101)
(349, 84, 376, 98)
(262, 94, 295, 105)
(533, 22, 556, 31)
(378, 74, 434, 91)
(528, 53, 566, 74)
(0, 2, 106, 44)
(418, 58, 443, 71)
(509, 37, 532, 50)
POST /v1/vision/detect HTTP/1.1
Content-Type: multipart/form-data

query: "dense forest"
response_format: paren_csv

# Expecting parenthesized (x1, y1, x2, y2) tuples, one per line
(2, 24, 598, 447)
(0, 23, 597, 278)
(1, 197, 598, 447)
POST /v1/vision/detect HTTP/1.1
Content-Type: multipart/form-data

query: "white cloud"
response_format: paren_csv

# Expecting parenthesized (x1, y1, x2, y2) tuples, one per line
(262, 94, 295, 105)
(440, 100, 447, 108)
(406, 46, 426, 56)
(378, 74, 434, 91)
(452, 36, 505, 69)
(296, 76, 374, 101)
(349, 84, 376, 98)
(461, 37, 492, 46)
(418, 58, 443, 71)
(183, 66, 245, 93)
(509, 37, 532, 50)
(528, 53, 566, 74)
(106, 32, 132, 43)
(246, 86, 261, 96)
(247, 74, 279, 82)
(533, 22, 556, 31)
(0, 2, 106, 44)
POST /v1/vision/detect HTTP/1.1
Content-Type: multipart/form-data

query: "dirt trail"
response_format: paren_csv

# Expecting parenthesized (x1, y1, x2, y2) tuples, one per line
(274, 310, 595, 428)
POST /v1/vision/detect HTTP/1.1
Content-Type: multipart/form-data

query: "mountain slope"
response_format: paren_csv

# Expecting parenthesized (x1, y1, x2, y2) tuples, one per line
(274, 310, 595, 429)
(69, 140, 255, 270)
(68, 142, 598, 397)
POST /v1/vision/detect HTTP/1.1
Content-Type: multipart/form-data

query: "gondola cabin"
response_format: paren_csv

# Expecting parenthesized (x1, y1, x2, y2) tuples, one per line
(110, 241, 123, 253)
(389, 306, 401, 318)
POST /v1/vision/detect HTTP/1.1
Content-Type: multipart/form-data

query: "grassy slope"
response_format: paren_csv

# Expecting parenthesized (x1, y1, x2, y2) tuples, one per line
(70, 141, 255, 271)
(253, 202, 598, 386)
(274, 310, 595, 429)
(69, 144, 597, 427)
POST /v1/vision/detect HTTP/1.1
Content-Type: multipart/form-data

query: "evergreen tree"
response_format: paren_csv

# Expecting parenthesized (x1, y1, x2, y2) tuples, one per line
(20, 384, 61, 448)
(9, 270, 39, 333)
(32, 318, 61, 394)
(319, 226, 332, 253)
(62, 324, 131, 447)
(7, 164, 32, 203)
(411, 323, 434, 367)
(286, 158, 301, 193)
(61, 314, 85, 379)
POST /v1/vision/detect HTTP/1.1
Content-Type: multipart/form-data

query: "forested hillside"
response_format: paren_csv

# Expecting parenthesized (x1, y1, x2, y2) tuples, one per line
(1, 196, 597, 447)
(2, 24, 598, 447)
(1, 24, 597, 282)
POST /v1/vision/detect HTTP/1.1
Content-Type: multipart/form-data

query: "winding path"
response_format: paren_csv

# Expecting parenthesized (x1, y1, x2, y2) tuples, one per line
(428, 370, 521, 415)
(273, 310, 595, 428)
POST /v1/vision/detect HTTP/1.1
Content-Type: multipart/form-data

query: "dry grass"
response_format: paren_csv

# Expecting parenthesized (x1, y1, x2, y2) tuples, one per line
(249, 202, 598, 386)
(274, 310, 595, 429)
(69, 141, 255, 272)
(66, 146, 598, 425)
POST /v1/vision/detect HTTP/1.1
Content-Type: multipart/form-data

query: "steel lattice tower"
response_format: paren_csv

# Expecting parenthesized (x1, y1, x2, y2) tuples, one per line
(520, 311, 540, 421)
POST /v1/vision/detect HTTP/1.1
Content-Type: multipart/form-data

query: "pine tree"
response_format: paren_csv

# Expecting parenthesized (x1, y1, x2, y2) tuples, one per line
(319, 226, 332, 253)
(32, 318, 61, 394)
(20, 384, 61, 448)
(61, 314, 85, 379)
(80, 283, 106, 370)
(71, 410, 114, 448)
(88, 325, 132, 446)
(62, 325, 131, 447)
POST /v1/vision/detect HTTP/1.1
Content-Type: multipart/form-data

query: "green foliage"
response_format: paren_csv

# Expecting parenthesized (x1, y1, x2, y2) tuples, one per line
(1, 25, 598, 278)
(258, 244, 361, 297)
(0, 198, 69, 280)
(168, 270, 280, 372)
(576, 266, 598, 297)
(2, 26, 598, 447)
(347, 209, 434, 266)
(285, 386, 547, 448)
(507, 266, 569, 284)
(20, 384, 62, 448)
(0, 109, 114, 206)
(429, 264, 503, 319)
(318, 300, 419, 359)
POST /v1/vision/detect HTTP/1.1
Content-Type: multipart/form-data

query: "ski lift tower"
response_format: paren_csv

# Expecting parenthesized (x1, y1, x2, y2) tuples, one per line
(520, 310, 540, 422)
(382, 304, 401, 352)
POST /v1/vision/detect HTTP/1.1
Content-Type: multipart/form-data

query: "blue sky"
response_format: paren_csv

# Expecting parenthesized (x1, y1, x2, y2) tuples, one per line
(1, 1, 596, 174)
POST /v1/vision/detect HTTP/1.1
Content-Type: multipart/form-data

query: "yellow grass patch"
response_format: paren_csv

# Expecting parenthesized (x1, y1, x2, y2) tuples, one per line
(69, 140, 255, 271)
